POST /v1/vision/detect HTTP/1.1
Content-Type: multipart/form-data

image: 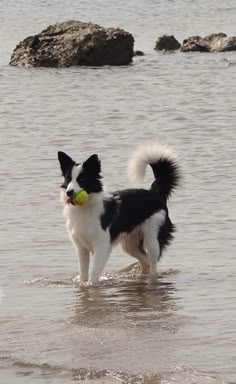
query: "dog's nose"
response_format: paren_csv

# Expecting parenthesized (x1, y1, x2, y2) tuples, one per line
(66, 189, 74, 197)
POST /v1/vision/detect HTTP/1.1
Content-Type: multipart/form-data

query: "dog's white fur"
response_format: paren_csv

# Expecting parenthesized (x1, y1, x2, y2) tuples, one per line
(62, 191, 111, 283)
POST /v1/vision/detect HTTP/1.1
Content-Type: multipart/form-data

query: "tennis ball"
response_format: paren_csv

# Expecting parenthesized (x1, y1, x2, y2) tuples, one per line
(73, 190, 89, 206)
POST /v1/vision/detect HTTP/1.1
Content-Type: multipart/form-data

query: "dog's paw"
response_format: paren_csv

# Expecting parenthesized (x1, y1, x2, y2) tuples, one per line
(88, 275, 100, 286)
(148, 273, 158, 284)
(88, 282, 100, 287)
(73, 275, 88, 283)
(141, 263, 150, 274)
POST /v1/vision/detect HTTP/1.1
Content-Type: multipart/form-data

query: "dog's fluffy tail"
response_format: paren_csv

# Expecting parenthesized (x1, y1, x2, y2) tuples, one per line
(128, 144, 180, 199)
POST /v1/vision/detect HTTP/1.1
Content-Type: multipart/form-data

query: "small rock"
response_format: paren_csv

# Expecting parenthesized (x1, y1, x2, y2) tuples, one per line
(180, 33, 236, 52)
(180, 36, 210, 52)
(204, 33, 236, 52)
(154, 35, 181, 51)
(133, 50, 145, 56)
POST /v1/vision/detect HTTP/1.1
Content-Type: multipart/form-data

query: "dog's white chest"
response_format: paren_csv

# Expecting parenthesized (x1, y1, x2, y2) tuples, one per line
(63, 203, 104, 251)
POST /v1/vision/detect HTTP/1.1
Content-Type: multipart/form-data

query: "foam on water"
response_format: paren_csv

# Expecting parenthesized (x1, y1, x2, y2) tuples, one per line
(0, 358, 229, 384)
(23, 264, 179, 288)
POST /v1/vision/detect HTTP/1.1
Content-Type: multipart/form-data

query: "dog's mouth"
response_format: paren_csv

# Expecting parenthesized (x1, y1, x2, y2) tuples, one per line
(66, 197, 75, 205)
(66, 197, 72, 204)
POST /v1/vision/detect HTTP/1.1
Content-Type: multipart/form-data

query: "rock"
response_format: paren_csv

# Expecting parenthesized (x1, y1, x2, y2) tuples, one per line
(180, 36, 210, 52)
(154, 35, 181, 51)
(220, 36, 236, 51)
(203, 33, 236, 52)
(180, 33, 236, 52)
(9, 20, 134, 67)
(133, 50, 145, 56)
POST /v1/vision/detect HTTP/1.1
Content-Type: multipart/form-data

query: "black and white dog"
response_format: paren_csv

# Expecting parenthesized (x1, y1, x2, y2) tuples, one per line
(58, 144, 180, 284)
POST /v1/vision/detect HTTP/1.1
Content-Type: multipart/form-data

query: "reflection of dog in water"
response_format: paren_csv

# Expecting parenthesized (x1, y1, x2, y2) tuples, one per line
(58, 144, 180, 284)
(72, 274, 177, 329)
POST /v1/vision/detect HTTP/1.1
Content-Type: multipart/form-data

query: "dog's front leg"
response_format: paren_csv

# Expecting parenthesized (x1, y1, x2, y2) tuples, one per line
(89, 243, 111, 285)
(75, 244, 90, 282)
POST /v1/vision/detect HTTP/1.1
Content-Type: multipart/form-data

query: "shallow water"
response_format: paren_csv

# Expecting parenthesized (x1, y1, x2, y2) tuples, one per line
(1, 0, 236, 383)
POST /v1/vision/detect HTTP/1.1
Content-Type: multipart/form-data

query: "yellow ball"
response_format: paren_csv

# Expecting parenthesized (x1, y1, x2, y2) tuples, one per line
(73, 190, 89, 206)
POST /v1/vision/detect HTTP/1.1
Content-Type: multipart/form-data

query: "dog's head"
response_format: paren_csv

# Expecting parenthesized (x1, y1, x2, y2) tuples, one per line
(58, 151, 103, 203)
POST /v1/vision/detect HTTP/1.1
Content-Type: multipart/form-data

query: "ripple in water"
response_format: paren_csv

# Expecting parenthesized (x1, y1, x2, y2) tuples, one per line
(1, 358, 226, 384)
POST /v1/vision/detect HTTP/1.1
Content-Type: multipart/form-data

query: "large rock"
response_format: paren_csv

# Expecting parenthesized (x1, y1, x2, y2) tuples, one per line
(154, 35, 181, 51)
(9, 20, 134, 67)
(180, 33, 236, 52)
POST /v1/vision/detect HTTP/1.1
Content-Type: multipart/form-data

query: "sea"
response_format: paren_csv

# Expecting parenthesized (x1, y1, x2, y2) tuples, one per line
(0, 0, 236, 383)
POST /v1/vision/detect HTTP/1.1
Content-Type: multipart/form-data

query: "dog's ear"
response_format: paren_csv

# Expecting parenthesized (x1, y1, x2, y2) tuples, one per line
(58, 151, 75, 175)
(83, 154, 101, 175)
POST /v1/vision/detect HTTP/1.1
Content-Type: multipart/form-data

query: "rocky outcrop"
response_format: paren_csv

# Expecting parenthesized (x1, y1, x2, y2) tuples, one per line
(180, 33, 236, 52)
(9, 20, 134, 67)
(154, 35, 181, 51)
(154, 33, 236, 53)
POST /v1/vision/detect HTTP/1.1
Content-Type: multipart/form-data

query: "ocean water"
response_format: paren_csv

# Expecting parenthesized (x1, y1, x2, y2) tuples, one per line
(0, 0, 236, 383)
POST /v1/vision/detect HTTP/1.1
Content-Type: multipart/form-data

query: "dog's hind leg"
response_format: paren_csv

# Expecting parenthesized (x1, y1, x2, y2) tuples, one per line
(121, 230, 149, 273)
(143, 210, 166, 278)
(144, 234, 160, 277)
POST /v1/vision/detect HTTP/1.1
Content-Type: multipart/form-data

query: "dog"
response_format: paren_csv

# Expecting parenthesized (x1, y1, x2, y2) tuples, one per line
(58, 144, 180, 284)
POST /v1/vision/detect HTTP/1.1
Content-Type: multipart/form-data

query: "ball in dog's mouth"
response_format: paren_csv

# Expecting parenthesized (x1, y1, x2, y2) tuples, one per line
(66, 190, 88, 206)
